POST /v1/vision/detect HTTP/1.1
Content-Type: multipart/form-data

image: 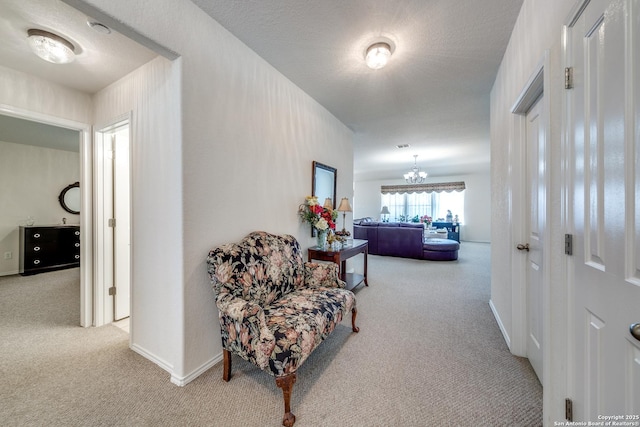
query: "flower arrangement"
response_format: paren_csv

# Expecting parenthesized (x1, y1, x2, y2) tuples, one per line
(420, 215, 432, 227)
(298, 196, 338, 232)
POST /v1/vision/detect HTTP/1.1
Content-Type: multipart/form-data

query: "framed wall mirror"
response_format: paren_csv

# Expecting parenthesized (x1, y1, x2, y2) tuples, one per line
(59, 182, 80, 215)
(312, 161, 337, 209)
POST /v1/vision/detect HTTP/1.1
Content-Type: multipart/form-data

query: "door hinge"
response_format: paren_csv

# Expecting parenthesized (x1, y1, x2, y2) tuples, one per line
(565, 67, 573, 89)
(565, 234, 573, 255)
(108, 286, 116, 296)
(565, 398, 573, 421)
(108, 218, 116, 227)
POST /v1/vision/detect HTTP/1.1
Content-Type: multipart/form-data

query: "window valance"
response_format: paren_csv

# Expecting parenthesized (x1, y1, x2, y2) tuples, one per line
(381, 181, 466, 195)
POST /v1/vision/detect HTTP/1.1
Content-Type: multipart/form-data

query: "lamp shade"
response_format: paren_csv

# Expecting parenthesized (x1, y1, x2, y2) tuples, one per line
(323, 198, 333, 209)
(337, 197, 352, 212)
(380, 206, 391, 215)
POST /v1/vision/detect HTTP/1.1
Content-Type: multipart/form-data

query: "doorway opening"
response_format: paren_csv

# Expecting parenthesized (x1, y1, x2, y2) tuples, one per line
(94, 117, 132, 327)
(0, 104, 93, 327)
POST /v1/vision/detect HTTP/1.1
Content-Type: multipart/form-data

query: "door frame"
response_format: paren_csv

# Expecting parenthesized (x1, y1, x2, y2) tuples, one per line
(510, 53, 550, 359)
(563, 6, 579, 412)
(0, 103, 93, 327)
(510, 51, 560, 422)
(94, 113, 132, 327)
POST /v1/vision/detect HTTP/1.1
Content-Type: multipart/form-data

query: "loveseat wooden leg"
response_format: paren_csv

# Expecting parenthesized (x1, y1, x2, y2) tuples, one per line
(223, 349, 232, 382)
(275, 373, 297, 426)
(351, 307, 360, 333)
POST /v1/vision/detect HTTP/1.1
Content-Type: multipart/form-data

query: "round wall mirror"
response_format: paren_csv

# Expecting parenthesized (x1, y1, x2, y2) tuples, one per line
(59, 182, 80, 215)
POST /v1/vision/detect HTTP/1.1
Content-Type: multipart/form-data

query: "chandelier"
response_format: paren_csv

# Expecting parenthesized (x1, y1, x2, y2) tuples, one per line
(403, 155, 427, 183)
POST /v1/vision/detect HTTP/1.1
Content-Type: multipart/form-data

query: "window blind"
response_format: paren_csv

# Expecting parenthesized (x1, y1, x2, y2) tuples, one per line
(380, 181, 466, 195)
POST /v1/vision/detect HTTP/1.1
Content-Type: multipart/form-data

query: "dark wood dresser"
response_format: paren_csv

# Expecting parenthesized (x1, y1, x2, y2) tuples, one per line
(19, 225, 80, 275)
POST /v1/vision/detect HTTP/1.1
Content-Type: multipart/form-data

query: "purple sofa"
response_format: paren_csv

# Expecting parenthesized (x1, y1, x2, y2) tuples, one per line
(353, 221, 459, 261)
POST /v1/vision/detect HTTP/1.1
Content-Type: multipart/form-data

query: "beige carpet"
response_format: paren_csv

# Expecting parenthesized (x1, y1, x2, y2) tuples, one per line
(0, 243, 542, 426)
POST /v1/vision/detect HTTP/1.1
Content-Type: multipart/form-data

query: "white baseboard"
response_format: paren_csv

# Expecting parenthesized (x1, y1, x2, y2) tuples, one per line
(170, 352, 223, 387)
(489, 299, 511, 350)
(130, 342, 223, 387)
(130, 343, 174, 376)
(0, 270, 19, 277)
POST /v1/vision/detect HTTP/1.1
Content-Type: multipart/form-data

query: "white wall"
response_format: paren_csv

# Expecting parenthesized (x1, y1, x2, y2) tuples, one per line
(0, 141, 80, 275)
(354, 172, 491, 242)
(490, 0, 575, 423)
(0, 65, 92, 123)
(490, 0, 574, 352)
(78, 0, 354, 385)
(92, 56, 182, 372)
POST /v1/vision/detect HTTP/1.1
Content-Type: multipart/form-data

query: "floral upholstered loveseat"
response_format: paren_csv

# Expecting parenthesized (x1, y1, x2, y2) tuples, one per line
(206, 231, 359, 427)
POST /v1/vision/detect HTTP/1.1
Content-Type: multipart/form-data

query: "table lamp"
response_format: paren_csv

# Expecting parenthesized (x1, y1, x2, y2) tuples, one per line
(380, 206, 390, 222)
(323, 198, 333, 209)
(337, 197, 352, 235)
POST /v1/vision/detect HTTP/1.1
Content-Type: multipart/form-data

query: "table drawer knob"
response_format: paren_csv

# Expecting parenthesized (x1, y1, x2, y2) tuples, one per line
(33, 259, 40, 265)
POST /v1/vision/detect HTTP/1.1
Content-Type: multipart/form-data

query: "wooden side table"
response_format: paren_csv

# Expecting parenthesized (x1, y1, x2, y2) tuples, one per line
(307, 239, 368, 291)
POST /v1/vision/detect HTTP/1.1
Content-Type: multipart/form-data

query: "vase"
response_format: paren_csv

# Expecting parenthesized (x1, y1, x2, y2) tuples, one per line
(316, 229, 327, 249)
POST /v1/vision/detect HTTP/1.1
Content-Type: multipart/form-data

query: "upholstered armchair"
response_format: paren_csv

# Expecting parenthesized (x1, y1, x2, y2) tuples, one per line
(207, 231, 359, 426)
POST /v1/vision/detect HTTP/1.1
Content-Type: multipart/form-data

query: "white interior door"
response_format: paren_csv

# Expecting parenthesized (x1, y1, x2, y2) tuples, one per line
(96, 120, 131, 324)
(525, 96, 544, 384)
(568, 0, 640, 419)
(112, 126, 131, 321)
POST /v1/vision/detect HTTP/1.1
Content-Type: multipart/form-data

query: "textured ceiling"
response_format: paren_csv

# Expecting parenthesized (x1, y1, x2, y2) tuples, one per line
(0, 0, 156, 151)
(0, 1, 523, 179)
(0, 0, 156, 94)
(191, 0, 524, 180)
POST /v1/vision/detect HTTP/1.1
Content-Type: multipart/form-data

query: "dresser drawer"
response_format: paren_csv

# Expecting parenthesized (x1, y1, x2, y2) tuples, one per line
(19, 225, 80, 275)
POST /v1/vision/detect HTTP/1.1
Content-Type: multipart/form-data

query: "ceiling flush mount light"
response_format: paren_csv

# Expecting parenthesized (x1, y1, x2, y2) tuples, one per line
(27, 29, 75, 64)
(404, 154, 428, 183)
(365, 42, 391, 70)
